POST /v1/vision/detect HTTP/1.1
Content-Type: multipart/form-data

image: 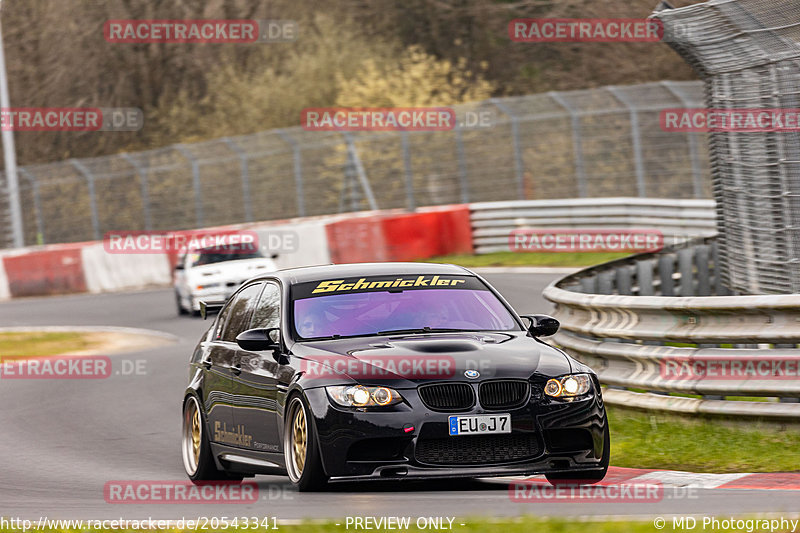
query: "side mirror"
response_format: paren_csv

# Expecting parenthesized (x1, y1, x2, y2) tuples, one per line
(199, 300, 224, 320)
(520, 314, 560, 337)
(236, 328, 280, 352)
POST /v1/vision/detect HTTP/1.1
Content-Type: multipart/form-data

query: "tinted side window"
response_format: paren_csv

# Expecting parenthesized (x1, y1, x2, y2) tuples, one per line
(215, 302, 233, 340)
(221, 283, 263, 342)
(251, 283, 281, 330)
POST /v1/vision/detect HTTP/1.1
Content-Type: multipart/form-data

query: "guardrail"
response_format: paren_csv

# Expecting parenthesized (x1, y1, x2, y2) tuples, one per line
(471, 198, 717, 254)
(543, 238, 800, 421)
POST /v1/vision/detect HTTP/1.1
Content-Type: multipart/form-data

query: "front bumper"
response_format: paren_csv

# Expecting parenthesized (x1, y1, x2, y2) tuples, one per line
(303, 382, 607, 482)
(189, 283, 244, 310)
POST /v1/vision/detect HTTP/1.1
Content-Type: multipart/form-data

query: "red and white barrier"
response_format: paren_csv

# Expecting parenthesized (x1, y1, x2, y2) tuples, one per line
(0, 205, 473, 300)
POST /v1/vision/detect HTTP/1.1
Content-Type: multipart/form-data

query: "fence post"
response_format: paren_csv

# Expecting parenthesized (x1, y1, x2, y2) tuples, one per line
(18, 168, 43, 244)
(454, 127, 470, 203)
(277, 130, 306, 217)
(343, 133, 378, 211)
(549, 91, 587, 198)
(490, 98, 525, 200)
(222, 138, 254, 223)
(660, 81, 705, 198)
(608, 86, 647, 197)
(121, 153, 152, 232)
(174, 145, 204, 228)
(70, 159, 101, 241)
(401, 132, 416, 211)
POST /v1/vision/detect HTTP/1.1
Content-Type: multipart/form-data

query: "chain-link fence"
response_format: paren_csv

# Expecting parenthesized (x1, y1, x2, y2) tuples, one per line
(655, 0, 800, 295)
(0, 80, 711, 249)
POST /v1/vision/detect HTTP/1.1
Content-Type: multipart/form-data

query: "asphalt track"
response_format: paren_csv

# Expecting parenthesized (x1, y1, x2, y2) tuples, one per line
(1, 273, 799, 522)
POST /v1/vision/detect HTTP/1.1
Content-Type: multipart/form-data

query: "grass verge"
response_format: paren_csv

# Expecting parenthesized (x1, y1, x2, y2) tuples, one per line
(423, 251, 629, 268)
(608, 405, 800, 473)
(0, 331, 98, 358)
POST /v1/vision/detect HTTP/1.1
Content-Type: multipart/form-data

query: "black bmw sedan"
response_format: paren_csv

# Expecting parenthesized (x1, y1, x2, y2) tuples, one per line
(181, 263, 609, 491)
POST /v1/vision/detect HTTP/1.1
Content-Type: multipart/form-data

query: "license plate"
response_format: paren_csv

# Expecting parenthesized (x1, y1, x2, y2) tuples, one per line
(448, 414, 511, 436)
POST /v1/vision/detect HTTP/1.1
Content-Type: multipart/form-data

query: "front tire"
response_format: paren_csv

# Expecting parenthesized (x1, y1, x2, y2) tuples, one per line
(182, 395, 242, 483)
(284, 394, 327, 491)
(545, 422, 610, 486)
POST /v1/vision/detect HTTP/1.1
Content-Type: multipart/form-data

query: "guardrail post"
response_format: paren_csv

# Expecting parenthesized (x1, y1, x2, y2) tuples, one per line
(658, 255, 676, 296)
(608, 87, 647, 197)
(401, 132, 416, 211)
(549, 91, 587, 198)
(18, 168, 43, 244)
(678, 248, 695, 296)
(597, 271, 614, 295)
(121, 153, 152, 232)
(174, 145, 204, 227)
(616, 265, 632, 295)
(222, 138, 254, 223)
(70, 159, 101, 241)
(580, 276, 597, 294)
(490, 98, 525, 200)
(636, 259, 655, 296)
(277, 130, 306, 217)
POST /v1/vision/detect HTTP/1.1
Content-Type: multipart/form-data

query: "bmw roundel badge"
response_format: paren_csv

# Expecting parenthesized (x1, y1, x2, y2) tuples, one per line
(464, 369, 480, 379)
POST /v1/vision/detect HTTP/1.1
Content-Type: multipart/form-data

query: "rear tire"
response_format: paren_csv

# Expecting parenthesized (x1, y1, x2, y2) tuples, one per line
(176, 291, 189, 316)
(182, 395, 243, 483)
(545, 421, 610, 486)
(284, 394, 328, 491)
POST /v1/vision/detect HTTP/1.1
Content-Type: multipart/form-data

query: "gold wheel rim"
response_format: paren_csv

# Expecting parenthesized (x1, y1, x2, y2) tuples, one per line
(191, 407, 201, 466)
(292, 405, 307, 475)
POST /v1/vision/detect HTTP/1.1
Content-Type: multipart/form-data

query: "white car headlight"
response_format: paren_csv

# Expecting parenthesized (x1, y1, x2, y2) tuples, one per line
(544, 374, 592, 398)
(326, 385, 404, 408)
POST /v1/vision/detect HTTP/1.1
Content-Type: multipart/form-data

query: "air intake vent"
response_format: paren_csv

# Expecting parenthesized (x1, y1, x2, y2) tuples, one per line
(479, 380, 530, 409)
(416, 434, 540, 465)
(418, 383, 475, 412)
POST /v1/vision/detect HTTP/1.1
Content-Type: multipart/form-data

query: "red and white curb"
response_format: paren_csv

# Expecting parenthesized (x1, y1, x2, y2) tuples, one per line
(501, 467, 800, 490)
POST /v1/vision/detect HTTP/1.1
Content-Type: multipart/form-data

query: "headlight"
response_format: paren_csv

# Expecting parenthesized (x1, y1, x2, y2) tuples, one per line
(544, 374, 592, 398)
(196, 283, 221, 290)
(326, 385, 403, 408)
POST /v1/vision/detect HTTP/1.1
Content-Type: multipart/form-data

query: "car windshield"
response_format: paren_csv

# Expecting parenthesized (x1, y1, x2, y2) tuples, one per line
(190, 248, 263, 267)
(291, 275, 520, 340)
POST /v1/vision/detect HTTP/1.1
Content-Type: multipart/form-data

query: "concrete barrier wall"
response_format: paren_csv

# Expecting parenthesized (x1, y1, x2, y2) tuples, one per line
(0, 198, 710, 300)
(0, 205, 471, 300)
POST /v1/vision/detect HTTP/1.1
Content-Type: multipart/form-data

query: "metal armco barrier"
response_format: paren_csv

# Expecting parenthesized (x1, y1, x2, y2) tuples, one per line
(543, 238, 800, 421)
(471, 198, 716, 254)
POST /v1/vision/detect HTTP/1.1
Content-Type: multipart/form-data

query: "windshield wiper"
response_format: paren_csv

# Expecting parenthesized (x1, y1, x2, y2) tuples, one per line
(376, 327, 472, 335)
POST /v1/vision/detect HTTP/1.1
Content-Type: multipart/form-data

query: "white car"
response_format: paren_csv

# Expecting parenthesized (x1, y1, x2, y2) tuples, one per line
(174, 247, 277, 315)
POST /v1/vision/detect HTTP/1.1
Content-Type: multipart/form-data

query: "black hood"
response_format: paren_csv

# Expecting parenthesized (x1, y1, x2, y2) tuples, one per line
(289, 332, 573, 388)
